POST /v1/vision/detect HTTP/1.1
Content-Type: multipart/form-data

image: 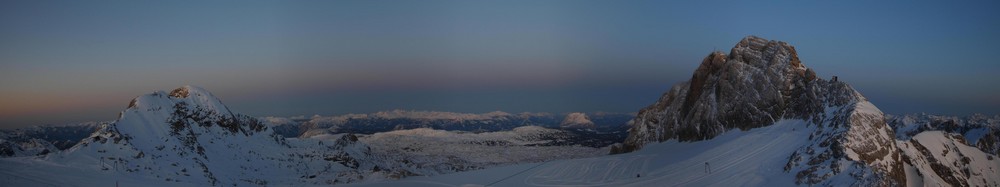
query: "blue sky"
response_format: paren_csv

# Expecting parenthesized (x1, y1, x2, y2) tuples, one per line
(1, 0, 998, 128)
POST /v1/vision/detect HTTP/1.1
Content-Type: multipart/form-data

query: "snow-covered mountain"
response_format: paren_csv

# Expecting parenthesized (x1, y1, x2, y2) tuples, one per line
(259, 116, 309, 137)
(897, 131, 999, 187)
(0, 122, 102, 157)
(607, 36, 998, 186)
(0, 137, 58, 158)
(0, 86, 624, 186)
(889, 114, 1000, 186)
(1, 86, 413, 186)
(889, 113, 1000, 155)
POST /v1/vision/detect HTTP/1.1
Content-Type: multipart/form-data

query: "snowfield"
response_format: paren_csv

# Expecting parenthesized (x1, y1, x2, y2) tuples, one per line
(345, 120, 815, 187)
(357, 126, 607, 165)
(0, 119, 812, 187)
(897, 131, 1000, 187)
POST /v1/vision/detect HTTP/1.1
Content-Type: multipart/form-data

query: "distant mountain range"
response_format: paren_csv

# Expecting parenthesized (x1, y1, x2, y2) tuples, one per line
(262, 110, 631, 138)
(0, 122, 103, 157)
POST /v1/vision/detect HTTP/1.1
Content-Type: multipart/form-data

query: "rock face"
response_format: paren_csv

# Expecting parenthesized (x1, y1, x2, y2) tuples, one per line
(614, 36, 905, 186)
(619, 36, 820, 150)
(896, 131, 1000, 187)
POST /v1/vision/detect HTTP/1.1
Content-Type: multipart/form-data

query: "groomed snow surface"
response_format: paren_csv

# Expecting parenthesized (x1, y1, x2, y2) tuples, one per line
(345, 119, 814, 187)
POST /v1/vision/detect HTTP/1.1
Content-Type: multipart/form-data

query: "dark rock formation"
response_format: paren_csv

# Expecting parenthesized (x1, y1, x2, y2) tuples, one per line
(613, 36, 905, 186)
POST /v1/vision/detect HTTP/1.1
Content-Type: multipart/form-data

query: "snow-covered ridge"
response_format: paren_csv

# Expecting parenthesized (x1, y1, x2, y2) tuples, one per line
(897, 131, 1000, 186)
(0, 86, 630, 186)
(2, 86, 415, 186)
(888, 113, 1000, 156)
(126, 85, 232, 117)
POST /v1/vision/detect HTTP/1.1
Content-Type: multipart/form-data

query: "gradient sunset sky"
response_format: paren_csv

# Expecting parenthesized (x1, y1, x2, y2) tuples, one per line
(2, 0, 999, 128)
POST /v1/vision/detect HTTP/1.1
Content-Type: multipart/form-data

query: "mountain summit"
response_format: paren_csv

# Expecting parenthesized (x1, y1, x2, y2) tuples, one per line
(53, 86, 390, 186)
(617, 36, 824, 151)
(613, 36, 906, 185)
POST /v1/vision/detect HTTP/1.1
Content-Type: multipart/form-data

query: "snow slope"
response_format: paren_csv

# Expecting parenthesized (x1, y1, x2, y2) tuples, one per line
(0, 122, 103, 157)
(897, 131, 1000, 187)
(354, 126, 607, 175)
(344, 120, 823, 187)
(889, 113, 1000, 155)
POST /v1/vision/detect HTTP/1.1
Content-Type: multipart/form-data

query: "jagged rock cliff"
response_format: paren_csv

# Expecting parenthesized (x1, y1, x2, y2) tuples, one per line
(613, 36, 906, 185)
(618, 36, 820, 150)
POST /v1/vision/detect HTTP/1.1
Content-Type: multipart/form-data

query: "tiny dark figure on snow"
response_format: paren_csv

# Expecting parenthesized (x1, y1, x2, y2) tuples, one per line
(705, 162, 711, 174)
(637, 173, 640, 178)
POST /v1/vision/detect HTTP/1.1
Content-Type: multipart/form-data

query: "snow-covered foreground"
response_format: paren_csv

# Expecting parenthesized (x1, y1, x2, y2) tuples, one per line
(345, 120, 813, 187)
(0, 157, 195, 187)
(0, 119, 807, 187)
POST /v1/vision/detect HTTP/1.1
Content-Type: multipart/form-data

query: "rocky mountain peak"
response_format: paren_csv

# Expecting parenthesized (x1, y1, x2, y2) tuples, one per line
(125, 85, 233, 120)
(728, 35, 811, 80)
(168, 85, 214, 98)
(56, 86, 300, 185)
(614, 36, 906, 185)
(169, 86, 191, 98)
(620, 36, 823, 150)
(75, 85, 269, 154)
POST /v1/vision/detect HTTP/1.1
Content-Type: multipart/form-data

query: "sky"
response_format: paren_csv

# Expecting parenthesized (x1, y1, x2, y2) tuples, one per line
(1, 0, 998, 128)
